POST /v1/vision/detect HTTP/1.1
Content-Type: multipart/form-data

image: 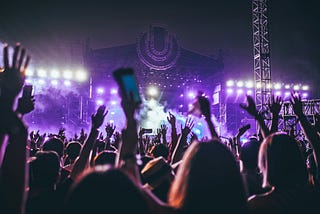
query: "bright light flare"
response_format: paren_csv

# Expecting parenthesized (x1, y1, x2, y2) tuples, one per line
(50, 69, 60, 79)
(63, 70, 73, 79)
(226, 80, 234, 87)
(37, 69, 47, 78)
(75, 69, 88, 82)
(147, 86, 159, 97)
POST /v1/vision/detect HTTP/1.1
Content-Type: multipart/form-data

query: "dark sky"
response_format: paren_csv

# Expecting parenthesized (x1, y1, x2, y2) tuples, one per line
(1, 0, 319, 96)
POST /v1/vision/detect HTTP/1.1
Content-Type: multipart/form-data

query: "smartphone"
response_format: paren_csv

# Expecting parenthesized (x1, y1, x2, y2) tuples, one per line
(142, 128, 153, 134)
(22, 84, 33, 98)
(112, 68, 142, 105)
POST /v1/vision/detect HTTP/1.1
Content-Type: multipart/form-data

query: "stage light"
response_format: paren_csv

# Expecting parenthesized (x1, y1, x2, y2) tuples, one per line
(110, 88, 118, 95)
(26, 68, 34, 76)
(284, 84, 290, 89)
(63, 70, 73, 79)
(37, 69, 47, 78)
(266, 83, 272, 89)
(51, 80, 58, 86)
(256, 82, 261, 89)
(275, 91, 281, 96)
(97, 87, 104, 95)
(274, 83, 282, 90)
(75, 69, 88, 82)
(180, 94, 184, 98)
(237, 89, 243, 94)
(96, 99, 104, 105)
(227, 88, 233, 94)
(38, 79, 46, 85)
(245, 81, 254, 88)
(110, 111, 115, 115)
(246, 90, 253, 95)
(147, 86, 159, 97)
(293, 85, 300, 90)
(64, 80, 71, 86)
(187, 91, 196, 99)
(302, 85, 309, 91)
(50, 69, 60, 79)
(110, 100, 117, 105)
(25, 78, 33, 84)
(302, 92, 308, 98)
(179, 104, 183, 108)
(284, 91, 291, 97)
(237, 81, 244, 87)
(226, 80, 234, 87)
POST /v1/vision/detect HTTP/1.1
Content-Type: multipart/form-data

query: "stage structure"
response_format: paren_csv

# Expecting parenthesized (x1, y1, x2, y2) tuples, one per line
(85, 24, 225, 136)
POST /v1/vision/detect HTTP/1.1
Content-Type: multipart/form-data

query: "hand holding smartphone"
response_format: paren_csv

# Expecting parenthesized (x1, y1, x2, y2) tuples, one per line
(112, 68, 142, 106)
(22, 84, 33, 99)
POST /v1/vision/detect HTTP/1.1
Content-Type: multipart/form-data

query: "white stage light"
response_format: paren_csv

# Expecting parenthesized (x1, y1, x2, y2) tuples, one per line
(293, 85, 300, 90)
(274, 83, 282, 90)
(226, 80, 234, 87)
(97, 87, 104, 94)
(256, 82, 261, 89)
(51, 80, 58, 86)
(50, 69, 60, 78)
(147, 86, 159, 97)
(26, 69, 34, 76)
(63, 70, 73, 79)
(237, 81, 244, 87)
(64, 80, 71, 86)
(275, 91, 281, 96)
(75, 69, 88, 82)
(110, 88, 118, 95)
(284, 84, 290, 89)
(302, 85, 309, 91)
(227, 88, 233, 94)
(37, 69, 47, 78)
(237, 89, 243, 94)
(246, 90, 253, 95)
(245, 81, 254, 88)
(96, 99, 104, 105)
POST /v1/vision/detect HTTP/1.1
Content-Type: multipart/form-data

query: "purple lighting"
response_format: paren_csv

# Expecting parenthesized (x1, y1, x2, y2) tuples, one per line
(97, 87, 105, 94)
(187, 91, 196, 99)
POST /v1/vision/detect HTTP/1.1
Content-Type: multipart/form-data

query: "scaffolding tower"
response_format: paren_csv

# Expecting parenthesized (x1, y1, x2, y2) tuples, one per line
(252, 0, 272, 113)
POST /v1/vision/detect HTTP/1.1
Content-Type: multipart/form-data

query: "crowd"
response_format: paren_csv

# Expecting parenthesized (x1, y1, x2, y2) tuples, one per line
(1, 43, 320, 214)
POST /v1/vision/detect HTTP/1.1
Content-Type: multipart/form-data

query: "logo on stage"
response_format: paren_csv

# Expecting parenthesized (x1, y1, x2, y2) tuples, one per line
(137, 24, 180, 71)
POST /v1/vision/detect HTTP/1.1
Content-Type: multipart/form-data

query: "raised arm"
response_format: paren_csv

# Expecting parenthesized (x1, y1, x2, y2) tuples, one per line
(198, 94, 219, 140)
(240, 95, 270, 139)
(268, 95, 282, 133)
(70, 105, 107, 180)
(290, 93, 320, 168)
(0, 43, 30, 214)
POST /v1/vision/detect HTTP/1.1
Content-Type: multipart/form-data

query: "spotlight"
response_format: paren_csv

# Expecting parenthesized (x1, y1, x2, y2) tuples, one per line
(51, 80, 58, 86)
(284, 91, 290, 97)
(284, 84, 290, 89)
(275, 91, 281, 96)
(302, 85, 309, 91)
(187, 91, 196, 99)
(237, 81, 244, 88)
(293, 85, 300, 91)
(274, 83, 282, 90)
(245, 81, 254, 88)
(237, 89, 243, 94)
(75, 69, 88, 82)
(97, 87, 104, 95)
(50, 69, 60, 79)
(256, 82, 261, 89)
(64, 80, 71, 86)
(110, 88, 118, 95)
(26, 68, 34, 76)
(96, 99, 104, 105)
(246, 90, 253, 95)
(227, 88, 233, 94)
(37, 69, 47, 78)
(110, 100, 117, 105)
(38, 79, 46, 85)
(63, 70, 73, 79)
(302, 92, 308, 98)
(147, 86, 159, 97)
(226, 80, 234, 87)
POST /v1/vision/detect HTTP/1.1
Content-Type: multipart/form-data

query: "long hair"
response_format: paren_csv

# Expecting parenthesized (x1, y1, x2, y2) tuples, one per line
(168, 141, 248, 213)
(258, 132, 308, 188)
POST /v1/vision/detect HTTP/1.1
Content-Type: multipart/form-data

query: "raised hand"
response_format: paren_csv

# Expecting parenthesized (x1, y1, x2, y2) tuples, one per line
(198, 94, 211, 119)
(290, 93, 304, 117)
(237, 124, 251, 137)
(240, 95, 259, 117)
(105, 123, 116, 138)
(160, 124, 167, 136)
(167, 112, 176, 126)
(91, 105, 108, 130)
(181, 117, 195, 137)
(268, 95, 282, 115)
(0, 43, 30, 105)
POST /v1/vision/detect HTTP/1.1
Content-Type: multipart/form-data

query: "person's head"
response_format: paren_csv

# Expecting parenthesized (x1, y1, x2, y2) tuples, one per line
(65, 141, 82, 162)
(63, 166, 150, 214)
(239, 137, 261, 170)
(29, 151, 61, 188)
(149, 144, 169, 159)
(42, 137, 64, 159)
(258, 132, 308, 188)
(93, 151, 117, 166)
(168, 141, 247, 214)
